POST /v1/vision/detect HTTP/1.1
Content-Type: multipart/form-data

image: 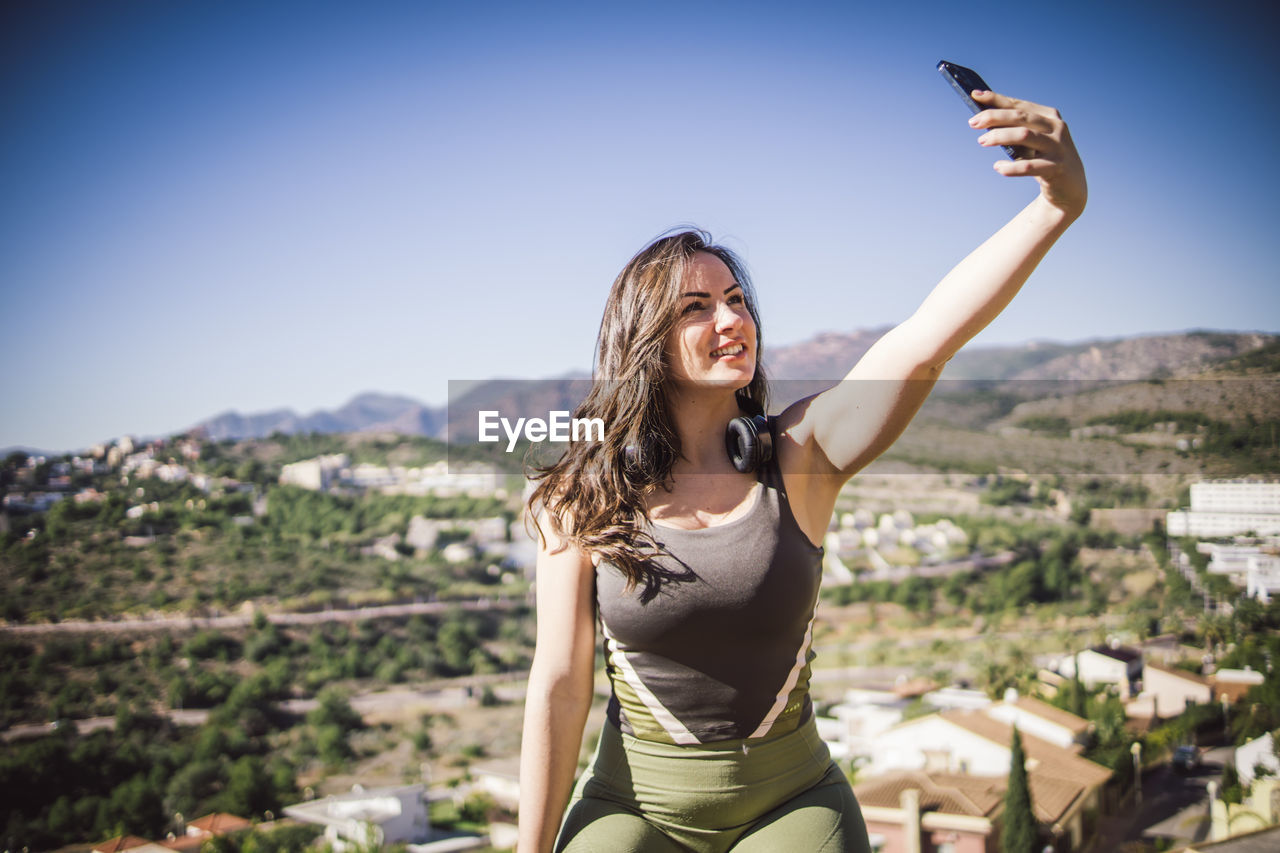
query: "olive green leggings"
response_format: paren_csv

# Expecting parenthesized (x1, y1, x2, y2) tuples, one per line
(555, 718, 871, 852)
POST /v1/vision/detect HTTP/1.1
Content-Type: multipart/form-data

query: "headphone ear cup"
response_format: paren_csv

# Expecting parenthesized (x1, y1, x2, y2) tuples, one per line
(725, 415, 773, 473)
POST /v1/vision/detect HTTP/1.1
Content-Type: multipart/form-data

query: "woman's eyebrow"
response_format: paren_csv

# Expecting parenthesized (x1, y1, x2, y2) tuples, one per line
(680, 283, 741, 298)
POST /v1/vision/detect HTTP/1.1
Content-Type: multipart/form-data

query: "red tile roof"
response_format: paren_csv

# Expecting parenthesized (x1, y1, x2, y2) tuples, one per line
(187, 813, 252, 834)
(854, 768, 1089, 826)
(939, 710, 1113, 788)
(93, 837, 151, 853)
(855, 770, 1002, 818)
(1011, 695, 1091, 734)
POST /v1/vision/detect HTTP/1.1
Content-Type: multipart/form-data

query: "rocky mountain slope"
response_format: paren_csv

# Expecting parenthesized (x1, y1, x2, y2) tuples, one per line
(189, 331, 1277, 441)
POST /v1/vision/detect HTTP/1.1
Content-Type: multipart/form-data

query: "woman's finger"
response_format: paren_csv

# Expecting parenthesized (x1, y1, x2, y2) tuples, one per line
(968, 108, 1057, 133)
(992, 157, 1062, 178)
(977, 126, 1060, 156)
(971, 89, 1061, 121)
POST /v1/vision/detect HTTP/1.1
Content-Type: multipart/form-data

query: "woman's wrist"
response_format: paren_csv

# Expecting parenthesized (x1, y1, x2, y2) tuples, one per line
(1026, 192, 1081, 234)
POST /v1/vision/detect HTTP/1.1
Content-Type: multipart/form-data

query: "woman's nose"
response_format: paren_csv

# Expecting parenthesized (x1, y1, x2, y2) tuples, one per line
(714, 301, 743, 331)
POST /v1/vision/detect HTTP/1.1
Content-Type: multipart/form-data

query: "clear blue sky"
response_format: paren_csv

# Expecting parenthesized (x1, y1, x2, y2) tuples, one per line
(3, 0, 1277, 452)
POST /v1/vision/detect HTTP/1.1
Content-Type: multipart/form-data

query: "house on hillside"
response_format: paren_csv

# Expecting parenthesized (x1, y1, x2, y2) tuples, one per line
(856, 768, 1094, 853)
(283, 784, 432, 849)
(93, 813, 253, 853)
(1166, 480, 1280, 538)
(919, 686, 991, 711)
(984, 689, 1092, 752)
(92, 838, 151, 853)
(1210, 777, 1280, 843)
(183, 813, 251, 840)
(472, 756, 522, 810)
(1235, 732, 1279, 786)
(1126, 662, 1213, 719)
(818, 688, 919, 762)
(1210, 668, 1266, 704)
(1055, 644, 1143, 699)
(861, 709, 1112, 850)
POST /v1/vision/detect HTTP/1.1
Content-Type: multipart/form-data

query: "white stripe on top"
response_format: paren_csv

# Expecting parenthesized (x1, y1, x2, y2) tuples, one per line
(601, 619, 701, 745)
(748, 607, 816, 740)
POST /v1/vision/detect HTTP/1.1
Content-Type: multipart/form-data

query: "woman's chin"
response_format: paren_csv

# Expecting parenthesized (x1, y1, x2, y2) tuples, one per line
(673, 375, 753, 393)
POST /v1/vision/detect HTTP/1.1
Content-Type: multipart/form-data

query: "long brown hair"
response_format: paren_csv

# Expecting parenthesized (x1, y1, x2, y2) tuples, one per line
(526, 229, 769, 597)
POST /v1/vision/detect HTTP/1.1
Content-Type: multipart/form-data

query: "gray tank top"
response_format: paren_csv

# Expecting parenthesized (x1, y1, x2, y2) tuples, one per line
(596, 420, 825, 744)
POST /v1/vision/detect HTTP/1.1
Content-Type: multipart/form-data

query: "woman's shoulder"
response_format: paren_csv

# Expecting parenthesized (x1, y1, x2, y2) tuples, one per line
(528, 495, 602, 569)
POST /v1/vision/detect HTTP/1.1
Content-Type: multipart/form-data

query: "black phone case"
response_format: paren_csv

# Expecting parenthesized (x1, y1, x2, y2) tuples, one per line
(937, 60, 1025, 160)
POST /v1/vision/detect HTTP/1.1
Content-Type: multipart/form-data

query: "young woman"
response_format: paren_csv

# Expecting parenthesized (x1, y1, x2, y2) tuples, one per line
(517, 88, 1086, 853)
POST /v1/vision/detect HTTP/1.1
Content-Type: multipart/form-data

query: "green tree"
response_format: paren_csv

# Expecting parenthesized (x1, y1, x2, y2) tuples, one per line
(315, 723, 352, 765)
(1002, 727, 1037, 853)
(307, 686, 363, 733)
(1220, 764, 1244, 805)
(165, 758, 223, 817)
(219, 755, 279, 817)
(1071, 655, 1087, 718)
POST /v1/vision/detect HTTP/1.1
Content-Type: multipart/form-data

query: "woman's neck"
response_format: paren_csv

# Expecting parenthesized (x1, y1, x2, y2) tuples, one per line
(666, 386, 747, 475)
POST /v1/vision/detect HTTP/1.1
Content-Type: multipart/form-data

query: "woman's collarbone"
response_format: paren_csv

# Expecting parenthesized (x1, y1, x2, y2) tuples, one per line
(647, 478, 761, 530)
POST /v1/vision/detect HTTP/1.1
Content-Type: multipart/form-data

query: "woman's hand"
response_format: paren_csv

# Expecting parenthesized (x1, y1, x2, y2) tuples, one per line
(969, 90, 1087, 220)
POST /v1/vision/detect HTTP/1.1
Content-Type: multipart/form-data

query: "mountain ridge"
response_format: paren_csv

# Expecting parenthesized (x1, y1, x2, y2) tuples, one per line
(184, 330, 1278, 442)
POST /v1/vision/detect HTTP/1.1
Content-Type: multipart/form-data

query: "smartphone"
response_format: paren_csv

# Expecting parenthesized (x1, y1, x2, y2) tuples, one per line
(937, 60, 1026, 160)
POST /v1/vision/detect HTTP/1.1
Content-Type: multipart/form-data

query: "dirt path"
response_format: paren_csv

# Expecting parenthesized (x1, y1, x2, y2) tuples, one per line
(1, 597, 523, 636)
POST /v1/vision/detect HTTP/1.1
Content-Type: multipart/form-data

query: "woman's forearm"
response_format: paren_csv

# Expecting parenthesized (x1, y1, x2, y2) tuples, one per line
(904, 194, 1078, 368)
(517, 674, 593, 853)
(805, 193, 1081, 478)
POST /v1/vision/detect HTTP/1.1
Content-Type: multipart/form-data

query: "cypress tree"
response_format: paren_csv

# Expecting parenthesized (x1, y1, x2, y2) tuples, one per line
(1002, 726, 1037, 853)
(1071, 652, 1087, 718)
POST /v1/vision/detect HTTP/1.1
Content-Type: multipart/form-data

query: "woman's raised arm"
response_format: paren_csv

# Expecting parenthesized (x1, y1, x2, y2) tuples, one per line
(517, 512, 598, 853)
(779, 90, 1085, 536)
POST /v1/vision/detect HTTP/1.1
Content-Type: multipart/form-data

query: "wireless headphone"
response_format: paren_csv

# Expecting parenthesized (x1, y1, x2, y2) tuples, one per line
(725, 413, 773, 474)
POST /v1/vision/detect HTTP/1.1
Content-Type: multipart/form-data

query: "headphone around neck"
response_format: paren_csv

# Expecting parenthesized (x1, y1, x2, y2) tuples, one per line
(725, 413, 773, 474)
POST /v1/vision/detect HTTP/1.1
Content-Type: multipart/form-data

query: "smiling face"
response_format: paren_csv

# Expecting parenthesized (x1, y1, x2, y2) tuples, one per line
(664, 251, 758, 392)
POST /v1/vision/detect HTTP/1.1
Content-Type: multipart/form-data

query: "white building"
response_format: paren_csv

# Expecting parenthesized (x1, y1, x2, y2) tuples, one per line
(818, 688, 916, 762)
(919, 686, 992, 711)
(283, 784, 432, 849)
(1167, 480, 1280, 537)
(983, 690, 1092, 752)
(1203, 543, 1280, 603)
(279, 454, 349, 491)
(862, 709, 1108, 790)
(1236, 732, 1280, 785)
(1126, 662, 1213, 719)
(821, 532, 854, 586)
(1054, 644, 1143, 699)
(471, 757, 522, 810)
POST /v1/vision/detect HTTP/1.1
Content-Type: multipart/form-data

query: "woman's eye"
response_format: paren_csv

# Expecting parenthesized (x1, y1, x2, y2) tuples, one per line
(729, 294, 744, 305)
(682, 301, 705, 314)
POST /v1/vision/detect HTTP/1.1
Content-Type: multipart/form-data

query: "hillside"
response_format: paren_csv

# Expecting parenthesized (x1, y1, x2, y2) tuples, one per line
(185, 331, 1278, 444)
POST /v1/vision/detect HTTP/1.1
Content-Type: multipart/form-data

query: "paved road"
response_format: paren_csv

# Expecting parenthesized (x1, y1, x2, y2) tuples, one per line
(0, 597, 524, 636)
(1093, 744, 1234, 850)
(2, 708, 211, 742)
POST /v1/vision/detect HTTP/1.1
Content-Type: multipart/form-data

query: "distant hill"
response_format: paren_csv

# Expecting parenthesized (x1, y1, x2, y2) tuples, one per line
(0, 446, 55, 461)
(187, 331, 1277, 441)
(764, 329, 1276, 381)
(951, 330, 1276, 381)
(193, 392, 445, 441)
(762, 328, 891, 381)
